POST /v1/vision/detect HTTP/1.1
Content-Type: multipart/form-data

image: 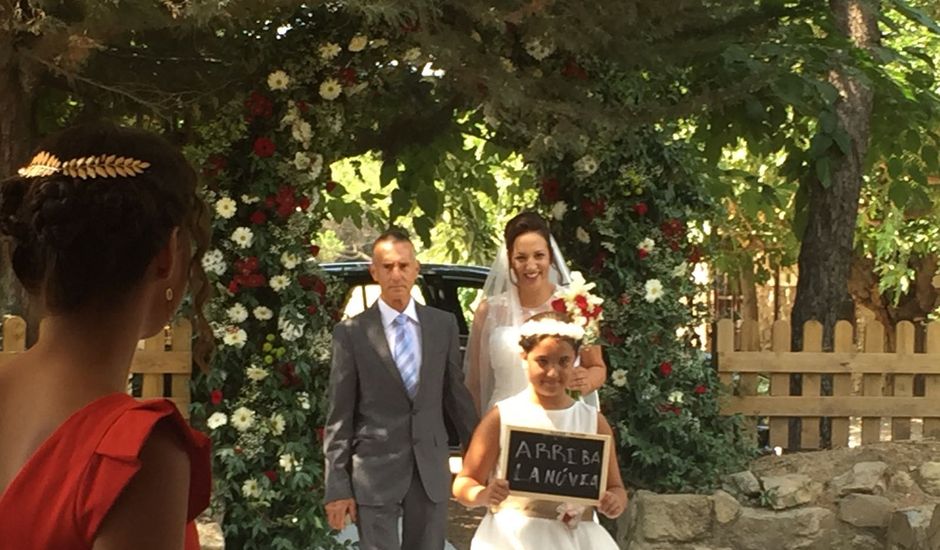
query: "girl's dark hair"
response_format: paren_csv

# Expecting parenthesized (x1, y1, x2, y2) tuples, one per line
(504, 211, 552, 260)
(0, 122, 213, 369)
(519, 311, 581, 355)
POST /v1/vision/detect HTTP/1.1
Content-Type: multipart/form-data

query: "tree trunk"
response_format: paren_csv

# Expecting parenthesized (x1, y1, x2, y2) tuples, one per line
(0, 29, 39, 326)
(790, 0, 879, 351)
(739, 266, 759, 323)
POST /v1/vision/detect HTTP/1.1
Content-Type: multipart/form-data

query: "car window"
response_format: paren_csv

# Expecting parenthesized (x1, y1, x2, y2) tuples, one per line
(341, 284, 426, 319)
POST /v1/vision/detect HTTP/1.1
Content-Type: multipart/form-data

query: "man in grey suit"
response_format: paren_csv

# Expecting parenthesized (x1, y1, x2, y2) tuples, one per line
(323, 228, 479, 550)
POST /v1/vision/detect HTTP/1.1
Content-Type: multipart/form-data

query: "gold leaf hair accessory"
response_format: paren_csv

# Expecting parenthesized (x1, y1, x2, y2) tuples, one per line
(17, 151, 151, 180)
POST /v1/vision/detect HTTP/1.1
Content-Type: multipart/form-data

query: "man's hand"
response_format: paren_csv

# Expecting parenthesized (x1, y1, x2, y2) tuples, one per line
(325, 498, 357, 530)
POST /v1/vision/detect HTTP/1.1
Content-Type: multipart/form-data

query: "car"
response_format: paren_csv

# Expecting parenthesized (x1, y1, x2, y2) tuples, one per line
(320, 262, 489, 472)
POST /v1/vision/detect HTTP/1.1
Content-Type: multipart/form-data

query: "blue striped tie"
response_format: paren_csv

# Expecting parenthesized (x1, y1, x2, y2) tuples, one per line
(393, 313, 419, 398)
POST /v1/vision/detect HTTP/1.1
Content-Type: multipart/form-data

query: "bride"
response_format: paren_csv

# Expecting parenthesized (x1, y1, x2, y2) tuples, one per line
(466, 212, 607, 413)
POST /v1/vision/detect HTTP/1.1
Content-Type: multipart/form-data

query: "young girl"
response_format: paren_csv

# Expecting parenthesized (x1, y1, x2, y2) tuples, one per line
(0, 122, 211, 549)
(454, 311, 627, 549)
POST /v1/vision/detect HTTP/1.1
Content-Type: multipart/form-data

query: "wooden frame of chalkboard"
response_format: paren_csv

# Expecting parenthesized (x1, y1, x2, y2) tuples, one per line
(498, 425, 612, 506)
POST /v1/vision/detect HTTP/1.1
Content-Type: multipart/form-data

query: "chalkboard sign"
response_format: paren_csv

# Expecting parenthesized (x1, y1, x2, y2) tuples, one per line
(498, 425, 611, 505)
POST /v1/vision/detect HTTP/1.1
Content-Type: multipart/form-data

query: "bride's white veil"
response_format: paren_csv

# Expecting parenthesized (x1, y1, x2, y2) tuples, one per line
(466, 235, 599, 410)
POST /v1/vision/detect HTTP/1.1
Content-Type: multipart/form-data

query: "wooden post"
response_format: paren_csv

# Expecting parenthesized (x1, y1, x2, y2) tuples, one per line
(2, 315, 26, 352)
(769, 320, 791, 450)
(801, 320, 823, 449)
(925, 323, 940, 439)
(862, 321, 885, 444)
(831, 320, 853, 448)
(717, 319, 735, 389)
(739, 319, 760, 441)
(170, 320, 192, 419)
(140, 330, 166, 400)
(892, 321, 915, 441)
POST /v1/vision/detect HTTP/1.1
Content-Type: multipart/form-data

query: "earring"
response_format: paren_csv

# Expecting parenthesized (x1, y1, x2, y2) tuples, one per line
(165, 288, 174, 302)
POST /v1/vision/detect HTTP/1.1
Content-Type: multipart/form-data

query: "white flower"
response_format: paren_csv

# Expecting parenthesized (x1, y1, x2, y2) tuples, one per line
(576, 227, 590, 244)
(291, 120, 313, 144)
(279, 452, 300, 472)
(231, 227, 254, 249)
(241, 194, 261, 204)
(270, 413, 286, 436)
(574, 155, 599, 177)
(525, 37, 555, 61)
(402, 47, 421, 63)
(293, 152, 311, 171)
(231, 406, 256, 431)
(500, 57, 516, 73)
(214, 197, 237, 219)
(207, 412, 228, 430)
(370, 38, 388, 48)
(601, 241, 617, 253)
(253, 306, 274, 321)
(201, 249, 226, 276)
(551, 201, 568, 220)
(242, 478, 262, 499)
(280, 251, 300, 270)
(309, 154, 324, 180)
(222, 327, 247, 348)
(246, 365, 269, 381)
(267, 70, 290, 91)
(227, 303, 248, 324)
(644, 279, 664, 303)
(319, 78, 342, 101)
(279, 317, 304, 341)
(348, 35, 368, 52)
(673, 262, 688, 278)
(611, 369, 628, 388)
(668, 390, 684, 404)
(297, 392, 311, 410)
(319, 42, 341, 60)
(269, 274, 291, 292)
(639, 238, 656, 253)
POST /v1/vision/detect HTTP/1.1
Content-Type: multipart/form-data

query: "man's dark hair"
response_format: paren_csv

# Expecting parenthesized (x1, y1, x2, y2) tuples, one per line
(372, 227, 413, 251)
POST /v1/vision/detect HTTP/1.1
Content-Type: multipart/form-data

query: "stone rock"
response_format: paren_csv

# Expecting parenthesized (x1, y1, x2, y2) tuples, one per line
(760, 474, 823, 510)
(832, 461, 888, 496)
(838, 493, 895, 528)
(197, 521, 224, 550)
(712, 490, 741, 524)
(891, 471, 918, 494)
(723, 470, 761, 498)
(726, 506, 835, 550)
(886, 504, 937, 549)
(830, 534, 883, 550)
(632, 491, 713, 543)
(918, 463, 940, 497)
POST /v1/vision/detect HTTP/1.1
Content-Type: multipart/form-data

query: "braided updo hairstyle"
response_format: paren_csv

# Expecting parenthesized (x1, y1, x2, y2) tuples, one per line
(0, 122, 213, 369)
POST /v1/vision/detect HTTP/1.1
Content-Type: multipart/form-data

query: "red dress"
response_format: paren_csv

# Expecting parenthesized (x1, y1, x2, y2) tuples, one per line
(0, 393, 211, 549)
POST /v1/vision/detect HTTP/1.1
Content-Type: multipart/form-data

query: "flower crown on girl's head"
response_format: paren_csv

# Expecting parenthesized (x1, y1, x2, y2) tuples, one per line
(518, 318, 585, 341)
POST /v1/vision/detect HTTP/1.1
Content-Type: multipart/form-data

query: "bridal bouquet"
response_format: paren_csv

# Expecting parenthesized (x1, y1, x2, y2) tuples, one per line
(551, 271, 604, 345)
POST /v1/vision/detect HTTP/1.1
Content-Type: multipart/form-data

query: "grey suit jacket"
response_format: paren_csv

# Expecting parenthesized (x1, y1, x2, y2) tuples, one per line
(323, 302, 479, 506)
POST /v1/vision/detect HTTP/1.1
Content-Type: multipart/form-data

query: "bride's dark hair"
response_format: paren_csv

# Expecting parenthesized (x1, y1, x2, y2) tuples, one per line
(504, 211, 552, 262)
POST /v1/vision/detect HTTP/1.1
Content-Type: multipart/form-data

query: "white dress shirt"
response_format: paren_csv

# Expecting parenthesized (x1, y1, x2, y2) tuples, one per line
(377, 297, 422, 385)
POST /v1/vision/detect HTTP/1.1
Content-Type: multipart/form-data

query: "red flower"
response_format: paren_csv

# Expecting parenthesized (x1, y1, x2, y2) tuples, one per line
(250, 210, 267, 225)
(551, 298, 567, 313)
(210, 389, 223, 405)
(309, 244, 321, 257)
(669, 241, 681, 252)
(541, 177, 561, 203)
(313, 278, 328, 298)
(574, 295, 589, 313)
(633, 202, 648, 216)
(582, 199, 607, 221)
(602, 327, 624, 346)
(298, 196, 311, 211)
(278, 362, 301, 387)
(591, 250, 608, 272)
(265, 195, 277, 208)
(227, 280, 240, 294)
(694, 384, 707, 395)
(306, 304, 319, 315)
(659, 361, 673, 377)
(561, 59, 588, 80)
(619, 293, 631, 306)
(638, 248, 649, 260)
(659, 404, 682, 416)
(661, 218, 685, 238)
(296, 100, 309, 113)
(245, 91, 273, 118)
(688, 246, 702, 264)
(264, 470, 278, 483)
(235, 257, 260, 275)
(585, 304, 602, 320)
(246, 273, 267, 288)
(252, 137, 276, 158)
(202, 155, 227, 178)
(338, 67, 357, 86)
(326, 180, 338, 194)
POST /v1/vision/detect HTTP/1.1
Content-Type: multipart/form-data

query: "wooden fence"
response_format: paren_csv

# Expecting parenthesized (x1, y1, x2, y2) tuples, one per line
(0, 315, 193, 418)
(718, 318, 940, 450)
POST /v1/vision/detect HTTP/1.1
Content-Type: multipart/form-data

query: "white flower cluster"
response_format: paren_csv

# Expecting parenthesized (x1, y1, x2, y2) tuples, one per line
(215, 197, 237, 219)
(207, 412, 228, 430)
(611, 369, 628, 387)
(202, 249, 226, 276)
(223, 327, 247, 348)
(551, 201, 568, 221)
(319, 42, 341, 61)
(319, 78, 342, 101)
(267, 70, 290, 91)
(246, 365, 268, 381)
(525, 37, 555, 61)
(348, 35, 368, 52)
(269, 274, 291, 292)
(518, 318, 585, 341)
(280, 251, 300, 270)
(278, 314, 304, 341)
(639, 237, 655, 252)
(644, 279, 664, 302)
(553, 272, 605, 343)
(253, 306, 273, 321)
(231, 227, 254, 249)
(231, 406, 255, 431)
(279, 452, 301, 472)
(573, 155, 599, 177)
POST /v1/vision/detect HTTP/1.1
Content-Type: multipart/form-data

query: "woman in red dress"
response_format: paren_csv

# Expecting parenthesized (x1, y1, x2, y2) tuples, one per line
(0, 122, 212, 549)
